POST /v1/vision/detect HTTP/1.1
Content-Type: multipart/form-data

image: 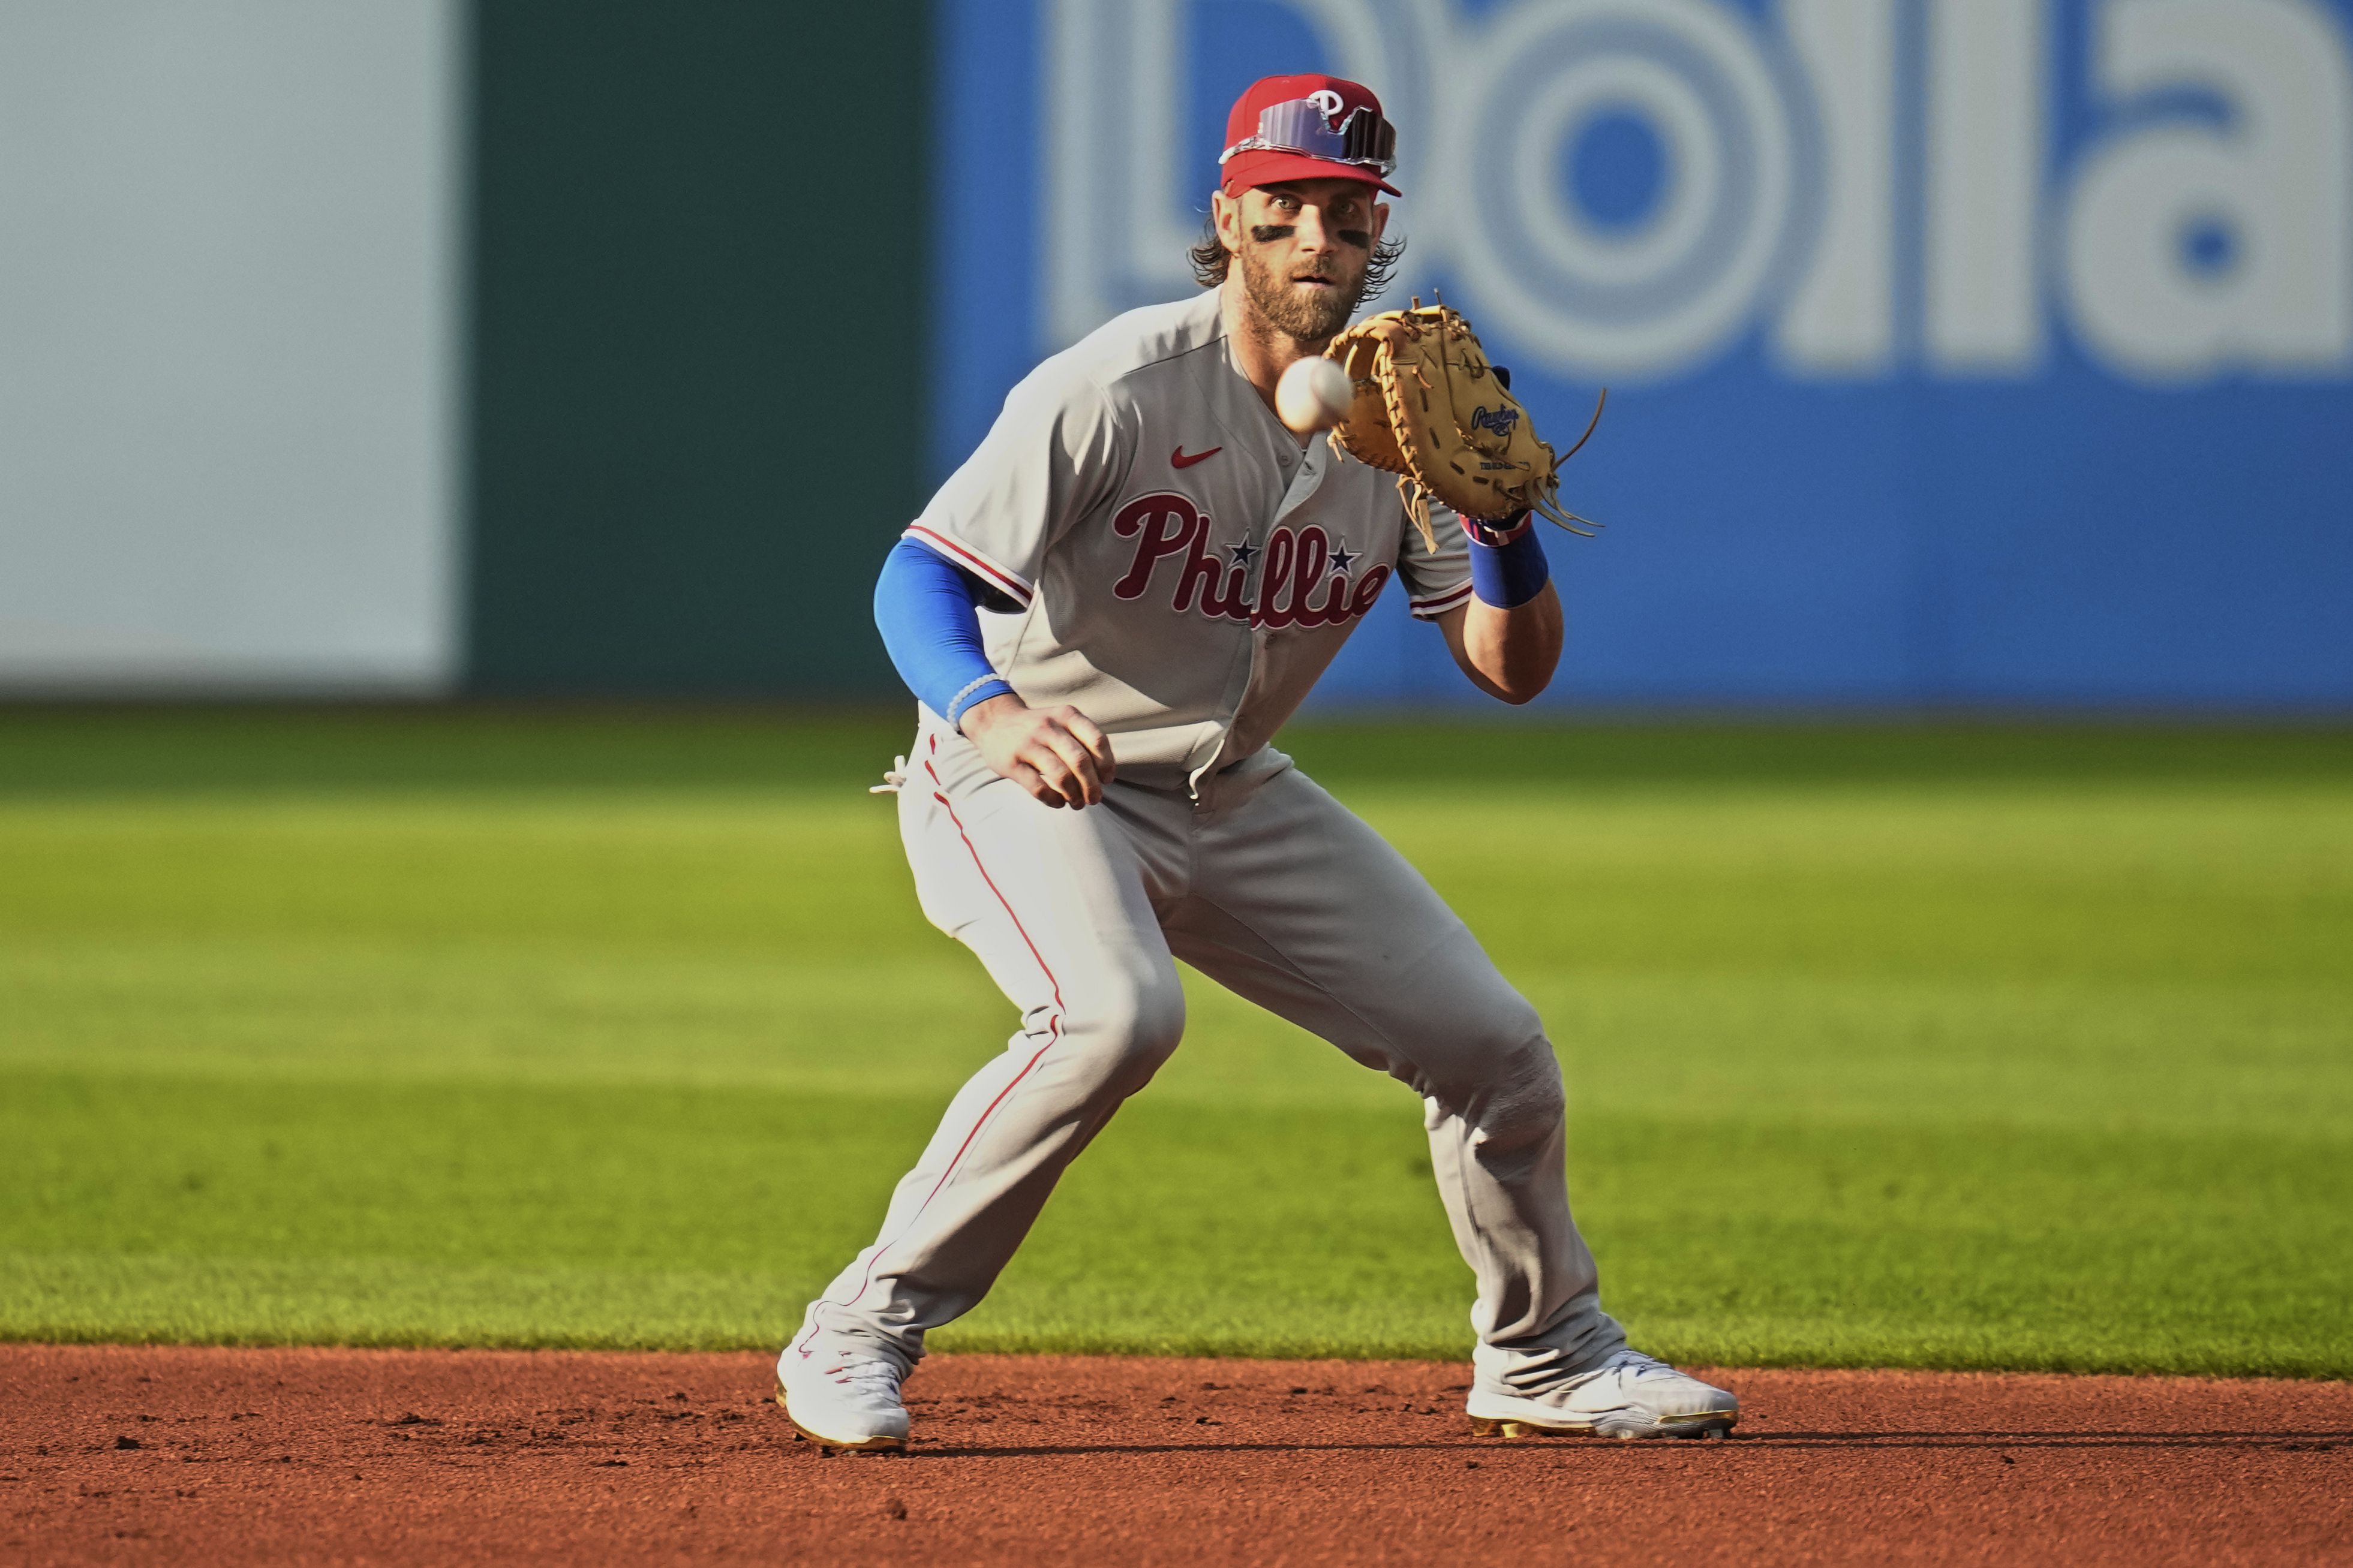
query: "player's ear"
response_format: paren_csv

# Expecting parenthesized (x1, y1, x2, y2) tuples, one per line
(1372, 201, 1390, 243)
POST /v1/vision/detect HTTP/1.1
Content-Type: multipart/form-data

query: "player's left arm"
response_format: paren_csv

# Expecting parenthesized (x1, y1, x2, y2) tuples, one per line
(1435, 513, 1561, 704)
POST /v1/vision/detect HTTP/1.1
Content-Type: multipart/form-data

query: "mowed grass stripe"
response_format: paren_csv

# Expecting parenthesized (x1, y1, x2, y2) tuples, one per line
(4, 708, 2349, 794)
(4, 1073, 2345, 1374)
(4, 940, 2345, 1133)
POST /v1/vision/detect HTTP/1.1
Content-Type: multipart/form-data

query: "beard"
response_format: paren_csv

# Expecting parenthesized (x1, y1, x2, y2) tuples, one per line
(1237, 240, 1366, 344)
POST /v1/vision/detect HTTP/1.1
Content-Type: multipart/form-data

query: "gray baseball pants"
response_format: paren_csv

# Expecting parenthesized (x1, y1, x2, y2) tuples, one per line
(788, 720, 1624, 1389)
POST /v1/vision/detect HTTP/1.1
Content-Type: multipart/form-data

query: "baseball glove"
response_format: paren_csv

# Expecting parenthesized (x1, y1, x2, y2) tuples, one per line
(1326, 300, 1603, 550)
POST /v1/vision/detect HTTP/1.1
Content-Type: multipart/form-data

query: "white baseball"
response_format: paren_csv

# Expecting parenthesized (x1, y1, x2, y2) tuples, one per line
(1276, 356, 1353, 434)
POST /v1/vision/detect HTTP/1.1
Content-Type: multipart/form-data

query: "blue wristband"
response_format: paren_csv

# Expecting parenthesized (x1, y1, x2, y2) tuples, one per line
(1465, 513, 1550, 609)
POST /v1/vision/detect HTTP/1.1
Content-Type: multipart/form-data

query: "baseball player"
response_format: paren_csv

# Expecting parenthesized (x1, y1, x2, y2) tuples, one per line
(780, 73, 1738, 1451)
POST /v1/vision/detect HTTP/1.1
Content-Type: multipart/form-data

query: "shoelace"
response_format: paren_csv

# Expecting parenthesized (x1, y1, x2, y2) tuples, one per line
(1601, 1349, 1674, 1380)
(826, 1360, 903, 1398)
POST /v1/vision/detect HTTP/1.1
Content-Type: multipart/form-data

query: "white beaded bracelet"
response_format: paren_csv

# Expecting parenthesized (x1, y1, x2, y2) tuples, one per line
(944, 673, 1011, 726)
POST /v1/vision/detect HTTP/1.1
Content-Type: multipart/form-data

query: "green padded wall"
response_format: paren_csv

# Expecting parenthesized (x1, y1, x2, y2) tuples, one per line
(467, 1, 927, 695)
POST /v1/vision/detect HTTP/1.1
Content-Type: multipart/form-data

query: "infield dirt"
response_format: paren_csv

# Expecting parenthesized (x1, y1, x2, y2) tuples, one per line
(3, 1345, 2347, 1565)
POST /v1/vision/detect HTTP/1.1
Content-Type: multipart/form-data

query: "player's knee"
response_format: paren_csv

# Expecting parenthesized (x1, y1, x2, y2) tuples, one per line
(1065, 969, 1186, 1093)
(1462, 1006, 1565, 1150)
(1487, 1047, 1567, 1146)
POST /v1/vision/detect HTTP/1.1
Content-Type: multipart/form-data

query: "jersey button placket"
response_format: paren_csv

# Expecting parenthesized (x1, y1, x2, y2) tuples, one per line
(1219, 456, 1281, 795)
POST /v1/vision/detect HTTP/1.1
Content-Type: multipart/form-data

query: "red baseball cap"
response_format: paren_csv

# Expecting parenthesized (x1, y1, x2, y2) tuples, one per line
(1219, 73, 1401, 197)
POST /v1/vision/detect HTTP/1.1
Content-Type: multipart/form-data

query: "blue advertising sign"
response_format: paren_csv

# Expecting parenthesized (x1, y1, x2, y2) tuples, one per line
(933, 0, 2353, 708)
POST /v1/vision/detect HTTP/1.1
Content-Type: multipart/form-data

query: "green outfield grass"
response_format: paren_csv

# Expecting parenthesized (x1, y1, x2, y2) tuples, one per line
(3, 709, 2349, 1376)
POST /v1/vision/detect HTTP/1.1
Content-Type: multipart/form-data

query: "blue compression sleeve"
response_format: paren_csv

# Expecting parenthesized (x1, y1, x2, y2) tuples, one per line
(873, 539, 1015, 726)
(1465, 512, 1551, 609)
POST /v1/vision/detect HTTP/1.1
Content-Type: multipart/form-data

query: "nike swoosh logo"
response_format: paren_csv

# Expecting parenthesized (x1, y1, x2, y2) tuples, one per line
(1171, 446, 1222, 469)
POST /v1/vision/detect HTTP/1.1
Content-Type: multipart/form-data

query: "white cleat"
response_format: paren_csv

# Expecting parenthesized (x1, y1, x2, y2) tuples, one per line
(778, 1352, 910, 1454)
(1467, 1349, 1738, 1441)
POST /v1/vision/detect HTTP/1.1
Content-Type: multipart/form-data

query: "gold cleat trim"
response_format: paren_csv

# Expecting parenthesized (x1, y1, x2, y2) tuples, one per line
(1657, 1410, 1738, 1432)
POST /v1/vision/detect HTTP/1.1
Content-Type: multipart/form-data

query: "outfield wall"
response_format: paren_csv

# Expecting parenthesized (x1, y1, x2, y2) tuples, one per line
(1, 0, 2348, 708)
(465, 1, 926, 698)
(0, 1, 465, 693)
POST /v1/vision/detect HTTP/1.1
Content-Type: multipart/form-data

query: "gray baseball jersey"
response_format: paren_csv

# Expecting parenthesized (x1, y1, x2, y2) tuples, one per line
(904, 288, 1474, 791)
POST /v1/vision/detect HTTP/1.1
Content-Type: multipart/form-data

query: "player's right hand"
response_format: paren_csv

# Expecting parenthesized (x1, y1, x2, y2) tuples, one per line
(958, 696, 1117, 809)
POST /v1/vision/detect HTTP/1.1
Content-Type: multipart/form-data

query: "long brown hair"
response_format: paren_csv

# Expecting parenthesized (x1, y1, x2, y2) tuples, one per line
(1188, 212, 1406, 302)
